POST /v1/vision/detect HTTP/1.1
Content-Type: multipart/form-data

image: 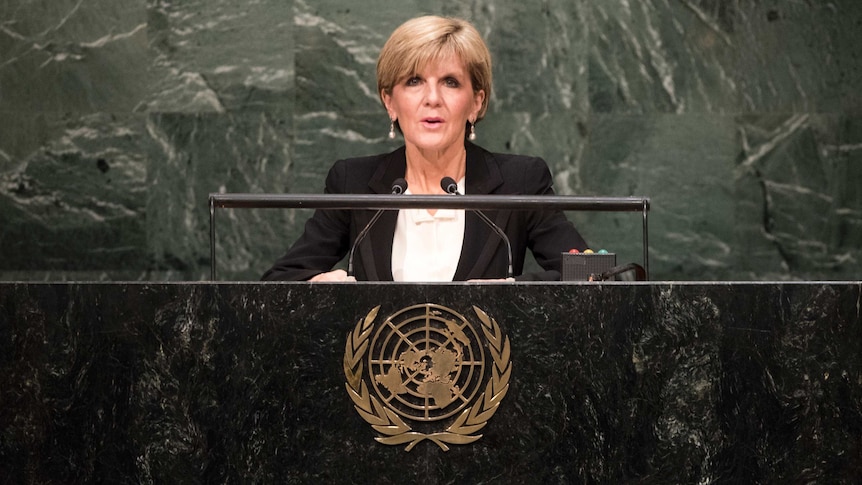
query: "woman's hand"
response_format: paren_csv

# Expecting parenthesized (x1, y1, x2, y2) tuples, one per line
(309, 269, 356, 282)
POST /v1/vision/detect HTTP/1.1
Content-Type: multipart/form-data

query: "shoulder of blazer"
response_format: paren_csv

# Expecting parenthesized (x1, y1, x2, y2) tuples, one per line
(327, 146, 407, 194)
(467, 143, 551, 196)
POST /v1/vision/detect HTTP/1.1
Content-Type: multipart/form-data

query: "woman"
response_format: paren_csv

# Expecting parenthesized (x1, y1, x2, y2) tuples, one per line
(262, 16, 587, 282)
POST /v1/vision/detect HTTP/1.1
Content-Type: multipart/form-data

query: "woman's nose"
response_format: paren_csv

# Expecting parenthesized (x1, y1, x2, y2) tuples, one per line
(423, 84, 441, 105)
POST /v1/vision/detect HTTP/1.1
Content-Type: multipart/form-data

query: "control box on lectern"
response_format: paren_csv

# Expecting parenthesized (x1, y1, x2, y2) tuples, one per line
(561, 250, 616, 281)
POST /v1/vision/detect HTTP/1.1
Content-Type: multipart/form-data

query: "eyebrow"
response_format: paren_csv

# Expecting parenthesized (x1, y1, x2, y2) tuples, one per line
(409, 70, 466, 79)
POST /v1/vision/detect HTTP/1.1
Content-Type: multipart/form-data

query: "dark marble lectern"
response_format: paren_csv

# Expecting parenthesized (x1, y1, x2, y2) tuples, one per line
(2, 282, 860, 483)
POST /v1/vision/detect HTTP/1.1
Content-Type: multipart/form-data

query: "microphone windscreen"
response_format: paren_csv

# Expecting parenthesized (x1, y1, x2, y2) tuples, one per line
(440, 176, 458, 194)
(391, 178, 408, 194)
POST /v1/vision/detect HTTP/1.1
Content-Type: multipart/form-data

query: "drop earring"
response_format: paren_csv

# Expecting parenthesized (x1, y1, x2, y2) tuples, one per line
(468, 121, 477, 141)
(388, 119, 396, 139)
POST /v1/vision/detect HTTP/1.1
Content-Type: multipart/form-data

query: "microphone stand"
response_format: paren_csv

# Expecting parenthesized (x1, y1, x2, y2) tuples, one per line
(441, 177, 513, 279)
(346, 179, 407, 278)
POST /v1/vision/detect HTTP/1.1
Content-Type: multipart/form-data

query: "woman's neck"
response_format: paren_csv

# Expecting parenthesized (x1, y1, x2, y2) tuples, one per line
(404, 144, 466, 195)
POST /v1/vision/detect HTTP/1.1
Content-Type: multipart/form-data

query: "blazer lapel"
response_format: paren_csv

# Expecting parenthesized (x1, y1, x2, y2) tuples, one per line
(453, 144, 512, 280)
(358, 148, 406, 281)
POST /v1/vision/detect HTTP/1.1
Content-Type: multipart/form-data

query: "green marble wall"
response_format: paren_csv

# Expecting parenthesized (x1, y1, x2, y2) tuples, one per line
(1, 1, 860, 281)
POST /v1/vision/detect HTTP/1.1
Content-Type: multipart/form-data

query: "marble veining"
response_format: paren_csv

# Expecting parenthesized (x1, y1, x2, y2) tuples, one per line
(1, 1, 861, 281)
(1, 282, 860, 482)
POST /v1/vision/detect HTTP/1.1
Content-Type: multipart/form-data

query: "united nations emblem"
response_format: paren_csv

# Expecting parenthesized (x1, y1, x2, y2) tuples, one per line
(343, 304, 512, 451)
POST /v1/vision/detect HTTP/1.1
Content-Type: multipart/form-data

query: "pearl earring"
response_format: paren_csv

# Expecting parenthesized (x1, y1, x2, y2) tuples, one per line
(468, 122, 477, 141)
(388, 119, 396, 139)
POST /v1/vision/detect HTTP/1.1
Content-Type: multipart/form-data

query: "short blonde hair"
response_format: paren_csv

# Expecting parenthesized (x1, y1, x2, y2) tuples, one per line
(377, 16, 492, 121)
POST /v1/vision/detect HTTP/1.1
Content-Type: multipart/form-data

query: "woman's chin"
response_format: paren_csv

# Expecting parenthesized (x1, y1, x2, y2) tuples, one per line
(404, 134, 465, 152)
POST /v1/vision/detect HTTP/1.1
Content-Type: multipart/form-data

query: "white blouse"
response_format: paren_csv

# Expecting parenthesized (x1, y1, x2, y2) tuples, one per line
(391, 178, 466, 282)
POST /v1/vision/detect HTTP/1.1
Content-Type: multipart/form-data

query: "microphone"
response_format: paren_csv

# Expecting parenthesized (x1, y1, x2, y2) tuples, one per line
(347, 178, 408, 278)
(441, 178, 458, 195)
(589, 262, 647, 282)
(440, 176, 513, 279)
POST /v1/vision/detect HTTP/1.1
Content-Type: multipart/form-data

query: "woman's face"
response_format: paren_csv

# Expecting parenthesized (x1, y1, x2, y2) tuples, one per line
(382, 56, 485, 155)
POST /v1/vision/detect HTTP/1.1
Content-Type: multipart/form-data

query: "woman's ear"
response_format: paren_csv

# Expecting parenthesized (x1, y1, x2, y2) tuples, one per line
(381, 90, 393, 116)
(472, 89, 485, 118)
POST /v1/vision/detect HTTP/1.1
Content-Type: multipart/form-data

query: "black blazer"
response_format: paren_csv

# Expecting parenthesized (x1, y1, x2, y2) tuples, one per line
(261, 142, 587, 281)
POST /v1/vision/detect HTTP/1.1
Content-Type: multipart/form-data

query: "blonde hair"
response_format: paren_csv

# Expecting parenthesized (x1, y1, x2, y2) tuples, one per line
(377, 16, 492, 121)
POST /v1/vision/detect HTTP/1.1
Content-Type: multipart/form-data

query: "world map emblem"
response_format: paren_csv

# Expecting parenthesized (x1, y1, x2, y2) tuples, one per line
(343, 304, 512, 451)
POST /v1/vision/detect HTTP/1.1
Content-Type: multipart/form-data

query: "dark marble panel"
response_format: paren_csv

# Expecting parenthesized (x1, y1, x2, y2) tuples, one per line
(145, 112, 294, 280)
(583, 114, 738, 279)
(588, 0, 862, 114)
(735, 114, 862, 280)
(587, 0, 739, 114)
(474, 1, 588, 116)
(0, 0, 149, 113)
(1, 282, 860, 483)
(734, 1, 862, 113)
(0, 112, 151, 273)
(0, 109, 295, 281)
(143, 0, 295, 114)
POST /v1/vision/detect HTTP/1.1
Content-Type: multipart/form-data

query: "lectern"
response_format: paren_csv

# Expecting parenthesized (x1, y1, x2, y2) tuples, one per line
(2, 281, 860, 482)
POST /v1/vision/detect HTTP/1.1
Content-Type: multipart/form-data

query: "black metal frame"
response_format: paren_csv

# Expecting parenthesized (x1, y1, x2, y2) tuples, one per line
(208, 193, 651, 280)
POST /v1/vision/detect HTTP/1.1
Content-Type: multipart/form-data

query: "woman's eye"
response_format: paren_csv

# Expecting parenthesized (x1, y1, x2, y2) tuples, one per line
(405, 76, 421, 86)
(444, 77, 460, 88)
